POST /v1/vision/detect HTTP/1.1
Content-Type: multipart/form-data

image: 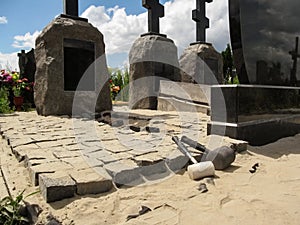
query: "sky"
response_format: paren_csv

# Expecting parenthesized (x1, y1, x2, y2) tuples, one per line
(0, 0, 230, 71)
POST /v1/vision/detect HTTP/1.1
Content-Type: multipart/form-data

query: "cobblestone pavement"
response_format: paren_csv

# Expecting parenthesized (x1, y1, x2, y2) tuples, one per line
(0, 108, 244, 202)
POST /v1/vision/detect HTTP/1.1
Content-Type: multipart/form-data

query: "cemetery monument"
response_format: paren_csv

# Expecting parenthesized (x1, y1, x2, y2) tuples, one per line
(208, 0, 300, 145)
(129, 0, 180, 110)
(179, 0, 223, 84)
(34, 0, 112, 116)
(18, 49, 36, 107)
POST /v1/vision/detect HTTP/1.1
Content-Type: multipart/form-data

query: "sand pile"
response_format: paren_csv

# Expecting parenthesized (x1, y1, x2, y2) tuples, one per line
(1, 133, 299, 224)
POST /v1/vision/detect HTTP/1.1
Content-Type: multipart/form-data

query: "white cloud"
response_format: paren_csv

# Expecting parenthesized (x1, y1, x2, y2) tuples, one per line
(0, 16, 8, 24)
(82, 5, 147, 55)
(161, 0, 230, 52)
(12, 31, 41, 49)
(1, 30, 40, 70)
(81, 0, 229, 56)
(0, 52, 19, 71)
(2, 0, 229, 69)
(207, 0, 230, 50)
(81, 5, 110, 28)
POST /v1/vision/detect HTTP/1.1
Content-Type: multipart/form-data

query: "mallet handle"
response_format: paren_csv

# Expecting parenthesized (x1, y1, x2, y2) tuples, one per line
(172, 136, 198, 164)
(181, 136, 207, 152)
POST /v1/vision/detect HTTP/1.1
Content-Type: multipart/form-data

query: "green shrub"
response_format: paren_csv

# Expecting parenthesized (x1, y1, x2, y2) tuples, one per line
(0, 190, 39, 225)
(0, 87, 13, 113)
(109, 67, 130, 102)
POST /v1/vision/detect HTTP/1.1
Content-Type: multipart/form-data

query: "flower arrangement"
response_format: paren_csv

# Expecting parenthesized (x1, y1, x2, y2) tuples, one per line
(0, 69, 34, 112)
(0, 70, 33, 97)
(0, 69, 13, 88)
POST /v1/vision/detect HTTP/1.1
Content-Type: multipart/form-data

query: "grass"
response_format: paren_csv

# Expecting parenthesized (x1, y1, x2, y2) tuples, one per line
(0, 190, 39, 225)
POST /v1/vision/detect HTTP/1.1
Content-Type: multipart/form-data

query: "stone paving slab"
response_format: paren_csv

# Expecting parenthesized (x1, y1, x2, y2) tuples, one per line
(69, 168, 113, 195)
(39, 172, 76, 203)
(0, 109, 247, 202)
(28, 161, 73, 186)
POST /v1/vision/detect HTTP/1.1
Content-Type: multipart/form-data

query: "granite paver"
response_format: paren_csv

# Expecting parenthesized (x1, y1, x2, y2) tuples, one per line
(39, 172, 76, 203)
(0, 109, 247, 202)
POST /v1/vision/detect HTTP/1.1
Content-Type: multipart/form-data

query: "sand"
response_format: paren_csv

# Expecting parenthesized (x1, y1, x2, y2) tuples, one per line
(1, 133, 300, 225)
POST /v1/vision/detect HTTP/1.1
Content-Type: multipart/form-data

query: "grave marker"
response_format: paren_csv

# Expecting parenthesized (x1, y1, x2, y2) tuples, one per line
(209, 0, 300, 145)
(63, 0, 78, 17)
(179, 0, 223, 84)
(34, 0, 111, 115)
(192, 0, 213, 43)
(142, 0, 165, 37)
(128, 0, 179, 109)
(61, 0, 87, 22)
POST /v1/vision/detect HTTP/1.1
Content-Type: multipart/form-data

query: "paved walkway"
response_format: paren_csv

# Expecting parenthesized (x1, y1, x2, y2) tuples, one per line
(0, 108, 245, 202)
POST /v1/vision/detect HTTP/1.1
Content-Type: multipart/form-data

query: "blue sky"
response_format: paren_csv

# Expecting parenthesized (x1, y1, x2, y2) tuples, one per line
(0, 0, 229, 70)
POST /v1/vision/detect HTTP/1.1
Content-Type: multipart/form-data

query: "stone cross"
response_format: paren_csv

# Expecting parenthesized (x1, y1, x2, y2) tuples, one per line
(63, 0, 79, 17)
(143, 0, 164, 34)
(289, 37, 300, 85)
(192, 0, 213, 43)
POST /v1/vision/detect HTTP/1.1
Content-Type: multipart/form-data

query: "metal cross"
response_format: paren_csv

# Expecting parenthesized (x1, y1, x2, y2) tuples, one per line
(63, 0, 79, 17)
(192, 0, 213, 43)
(143, 0, 164, 34)
(289, 37, 300, 86)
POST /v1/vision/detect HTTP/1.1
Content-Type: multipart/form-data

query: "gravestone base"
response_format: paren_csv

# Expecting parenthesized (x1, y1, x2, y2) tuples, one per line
(208, 85, 300, 145)
(141, 32, 167, 38)
(129, 35, 180, 110)
(157, 80, 210, 114)
(34, 16, 112, 116)
(179, 42, 223, 84)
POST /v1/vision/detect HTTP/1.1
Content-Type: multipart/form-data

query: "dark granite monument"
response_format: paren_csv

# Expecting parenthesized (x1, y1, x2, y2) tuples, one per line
(129, 0, 180, 110)
(208, 0, 300, 145)
(18, 49, 36, 82)
(179, 0, 223, 84)
(34, 0, 112, 116)
(18, 49, 36, 107)
(229, 0, 300, 85)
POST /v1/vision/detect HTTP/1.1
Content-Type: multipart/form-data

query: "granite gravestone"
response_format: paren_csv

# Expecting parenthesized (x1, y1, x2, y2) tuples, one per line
(34, 0, 112, 116)
(179, 0, 223, 84)
(18, 49, 36, 107)
(129, 0, 180, 110)
(18, 49, 36, 82)
(229, 0, 300, 85)
(208, 0, 300, 145)
(18, 50, 27, 77)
